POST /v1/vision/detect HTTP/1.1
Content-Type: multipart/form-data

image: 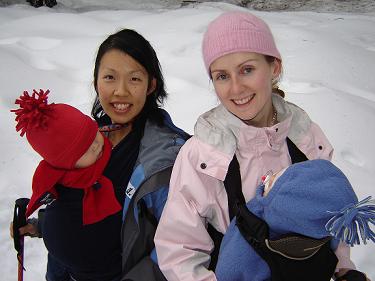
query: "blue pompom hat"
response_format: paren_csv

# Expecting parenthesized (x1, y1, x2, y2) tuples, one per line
(215, 159, 375, 281)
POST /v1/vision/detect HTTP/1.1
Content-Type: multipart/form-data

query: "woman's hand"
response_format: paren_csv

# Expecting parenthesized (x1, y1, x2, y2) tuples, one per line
(9, 221, 38, 238)
(335, 268, 371, 281)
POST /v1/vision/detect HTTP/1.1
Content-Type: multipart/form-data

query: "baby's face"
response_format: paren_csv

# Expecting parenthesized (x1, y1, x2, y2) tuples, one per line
(75, 131, 104, 168)
(263, 167, 287, 196)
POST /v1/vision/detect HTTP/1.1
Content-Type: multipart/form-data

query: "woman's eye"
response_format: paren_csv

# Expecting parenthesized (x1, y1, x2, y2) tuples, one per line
(215, 73, 228, 81)
(131, 76, 141, 82)
(103, 74, 114, 80)
(242, 67, 253, 74)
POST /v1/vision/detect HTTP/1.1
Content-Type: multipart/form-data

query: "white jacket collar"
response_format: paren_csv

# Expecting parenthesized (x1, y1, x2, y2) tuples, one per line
(194, 94, 312, 155)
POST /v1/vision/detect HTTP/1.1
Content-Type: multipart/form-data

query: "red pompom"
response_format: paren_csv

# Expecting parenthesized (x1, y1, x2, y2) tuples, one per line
(11, 89, 54, 136)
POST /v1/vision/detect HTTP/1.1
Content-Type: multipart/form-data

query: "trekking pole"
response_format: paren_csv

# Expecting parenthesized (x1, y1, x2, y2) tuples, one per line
(13, 198, 30, 281)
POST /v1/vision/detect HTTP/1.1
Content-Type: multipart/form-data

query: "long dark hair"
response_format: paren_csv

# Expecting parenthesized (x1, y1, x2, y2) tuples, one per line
(91, 29, 167, 126)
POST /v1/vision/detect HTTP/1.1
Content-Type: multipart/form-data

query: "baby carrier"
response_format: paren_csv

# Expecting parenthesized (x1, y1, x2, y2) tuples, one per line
(208, 138, 338, 281)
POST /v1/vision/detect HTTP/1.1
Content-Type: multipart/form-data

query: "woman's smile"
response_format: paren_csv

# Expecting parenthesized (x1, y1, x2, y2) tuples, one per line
(232, 94, 255, 106)
(211, 52, 280, 127)
(113, 102, 131, 113)
(97, 49, 151, 125)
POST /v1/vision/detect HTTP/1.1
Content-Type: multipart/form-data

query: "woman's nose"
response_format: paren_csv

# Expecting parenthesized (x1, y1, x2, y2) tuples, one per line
(229, 75, 244, 95)
(114, 79, 129, 96)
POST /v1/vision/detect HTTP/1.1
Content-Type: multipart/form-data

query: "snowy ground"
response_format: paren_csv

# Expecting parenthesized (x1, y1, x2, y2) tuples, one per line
(1, 0, 375, 13)
(228, 0, 375, 13)
(0, 1, 374, 280)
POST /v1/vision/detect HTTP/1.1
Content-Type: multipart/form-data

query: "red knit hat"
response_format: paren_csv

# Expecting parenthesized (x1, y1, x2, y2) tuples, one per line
(12, 89, 98, 169)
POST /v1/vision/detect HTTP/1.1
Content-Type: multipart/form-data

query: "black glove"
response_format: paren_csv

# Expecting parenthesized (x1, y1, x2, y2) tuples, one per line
(336, 270, 367, 281)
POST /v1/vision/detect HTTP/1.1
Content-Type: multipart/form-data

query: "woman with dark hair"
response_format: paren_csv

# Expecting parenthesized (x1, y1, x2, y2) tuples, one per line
(11, 29, 188, 281)
(90, 28, 189, 281)
(92, 29, 168, 128)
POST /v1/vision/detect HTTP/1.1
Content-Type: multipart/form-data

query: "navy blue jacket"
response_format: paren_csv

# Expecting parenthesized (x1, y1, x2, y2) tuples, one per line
(40, 109, 188, 281)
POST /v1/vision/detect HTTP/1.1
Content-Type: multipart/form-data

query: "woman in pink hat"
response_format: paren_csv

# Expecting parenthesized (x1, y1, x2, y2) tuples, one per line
(154, 11, 369, 281)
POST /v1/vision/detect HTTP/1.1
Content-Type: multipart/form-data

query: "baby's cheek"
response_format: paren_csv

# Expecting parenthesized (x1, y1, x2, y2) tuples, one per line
(263, 174, 276, 197)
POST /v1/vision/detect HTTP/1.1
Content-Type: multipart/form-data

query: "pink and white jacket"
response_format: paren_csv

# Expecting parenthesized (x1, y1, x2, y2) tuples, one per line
(154, 94, 355, 281)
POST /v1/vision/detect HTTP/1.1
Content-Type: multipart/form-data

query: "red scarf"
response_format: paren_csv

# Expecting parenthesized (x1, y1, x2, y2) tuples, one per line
(26, 136, 122, 225)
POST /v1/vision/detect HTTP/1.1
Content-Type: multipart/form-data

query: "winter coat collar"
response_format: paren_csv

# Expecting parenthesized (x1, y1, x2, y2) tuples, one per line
(137, 109, 189, 179)
(194, 94, 312, 157)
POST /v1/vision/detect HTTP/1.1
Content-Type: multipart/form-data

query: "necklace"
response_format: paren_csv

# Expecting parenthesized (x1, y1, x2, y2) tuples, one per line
(99, 123, 129, 133)
(100, 123, 130, 150)
(269, 107, 278, 127)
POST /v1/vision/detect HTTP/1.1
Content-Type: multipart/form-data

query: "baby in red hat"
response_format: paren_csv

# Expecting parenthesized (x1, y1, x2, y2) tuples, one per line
(12, 89, 121, 225)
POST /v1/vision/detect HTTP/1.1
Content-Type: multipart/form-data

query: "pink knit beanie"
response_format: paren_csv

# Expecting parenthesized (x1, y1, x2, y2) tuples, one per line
(202, 11, 281, 74)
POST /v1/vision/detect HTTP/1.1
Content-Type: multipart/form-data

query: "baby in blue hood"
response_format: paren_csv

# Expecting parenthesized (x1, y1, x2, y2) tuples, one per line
(215, 159, 374, 281)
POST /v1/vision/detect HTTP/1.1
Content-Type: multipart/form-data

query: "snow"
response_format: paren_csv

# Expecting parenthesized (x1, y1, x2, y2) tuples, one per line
(0, 1, 374, 280)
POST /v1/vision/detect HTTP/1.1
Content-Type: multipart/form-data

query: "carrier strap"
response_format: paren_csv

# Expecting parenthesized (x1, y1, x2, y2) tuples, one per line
(208, 137, 307, 270)
(227, 137, 308, 221)
(210, 137, 338, 281)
